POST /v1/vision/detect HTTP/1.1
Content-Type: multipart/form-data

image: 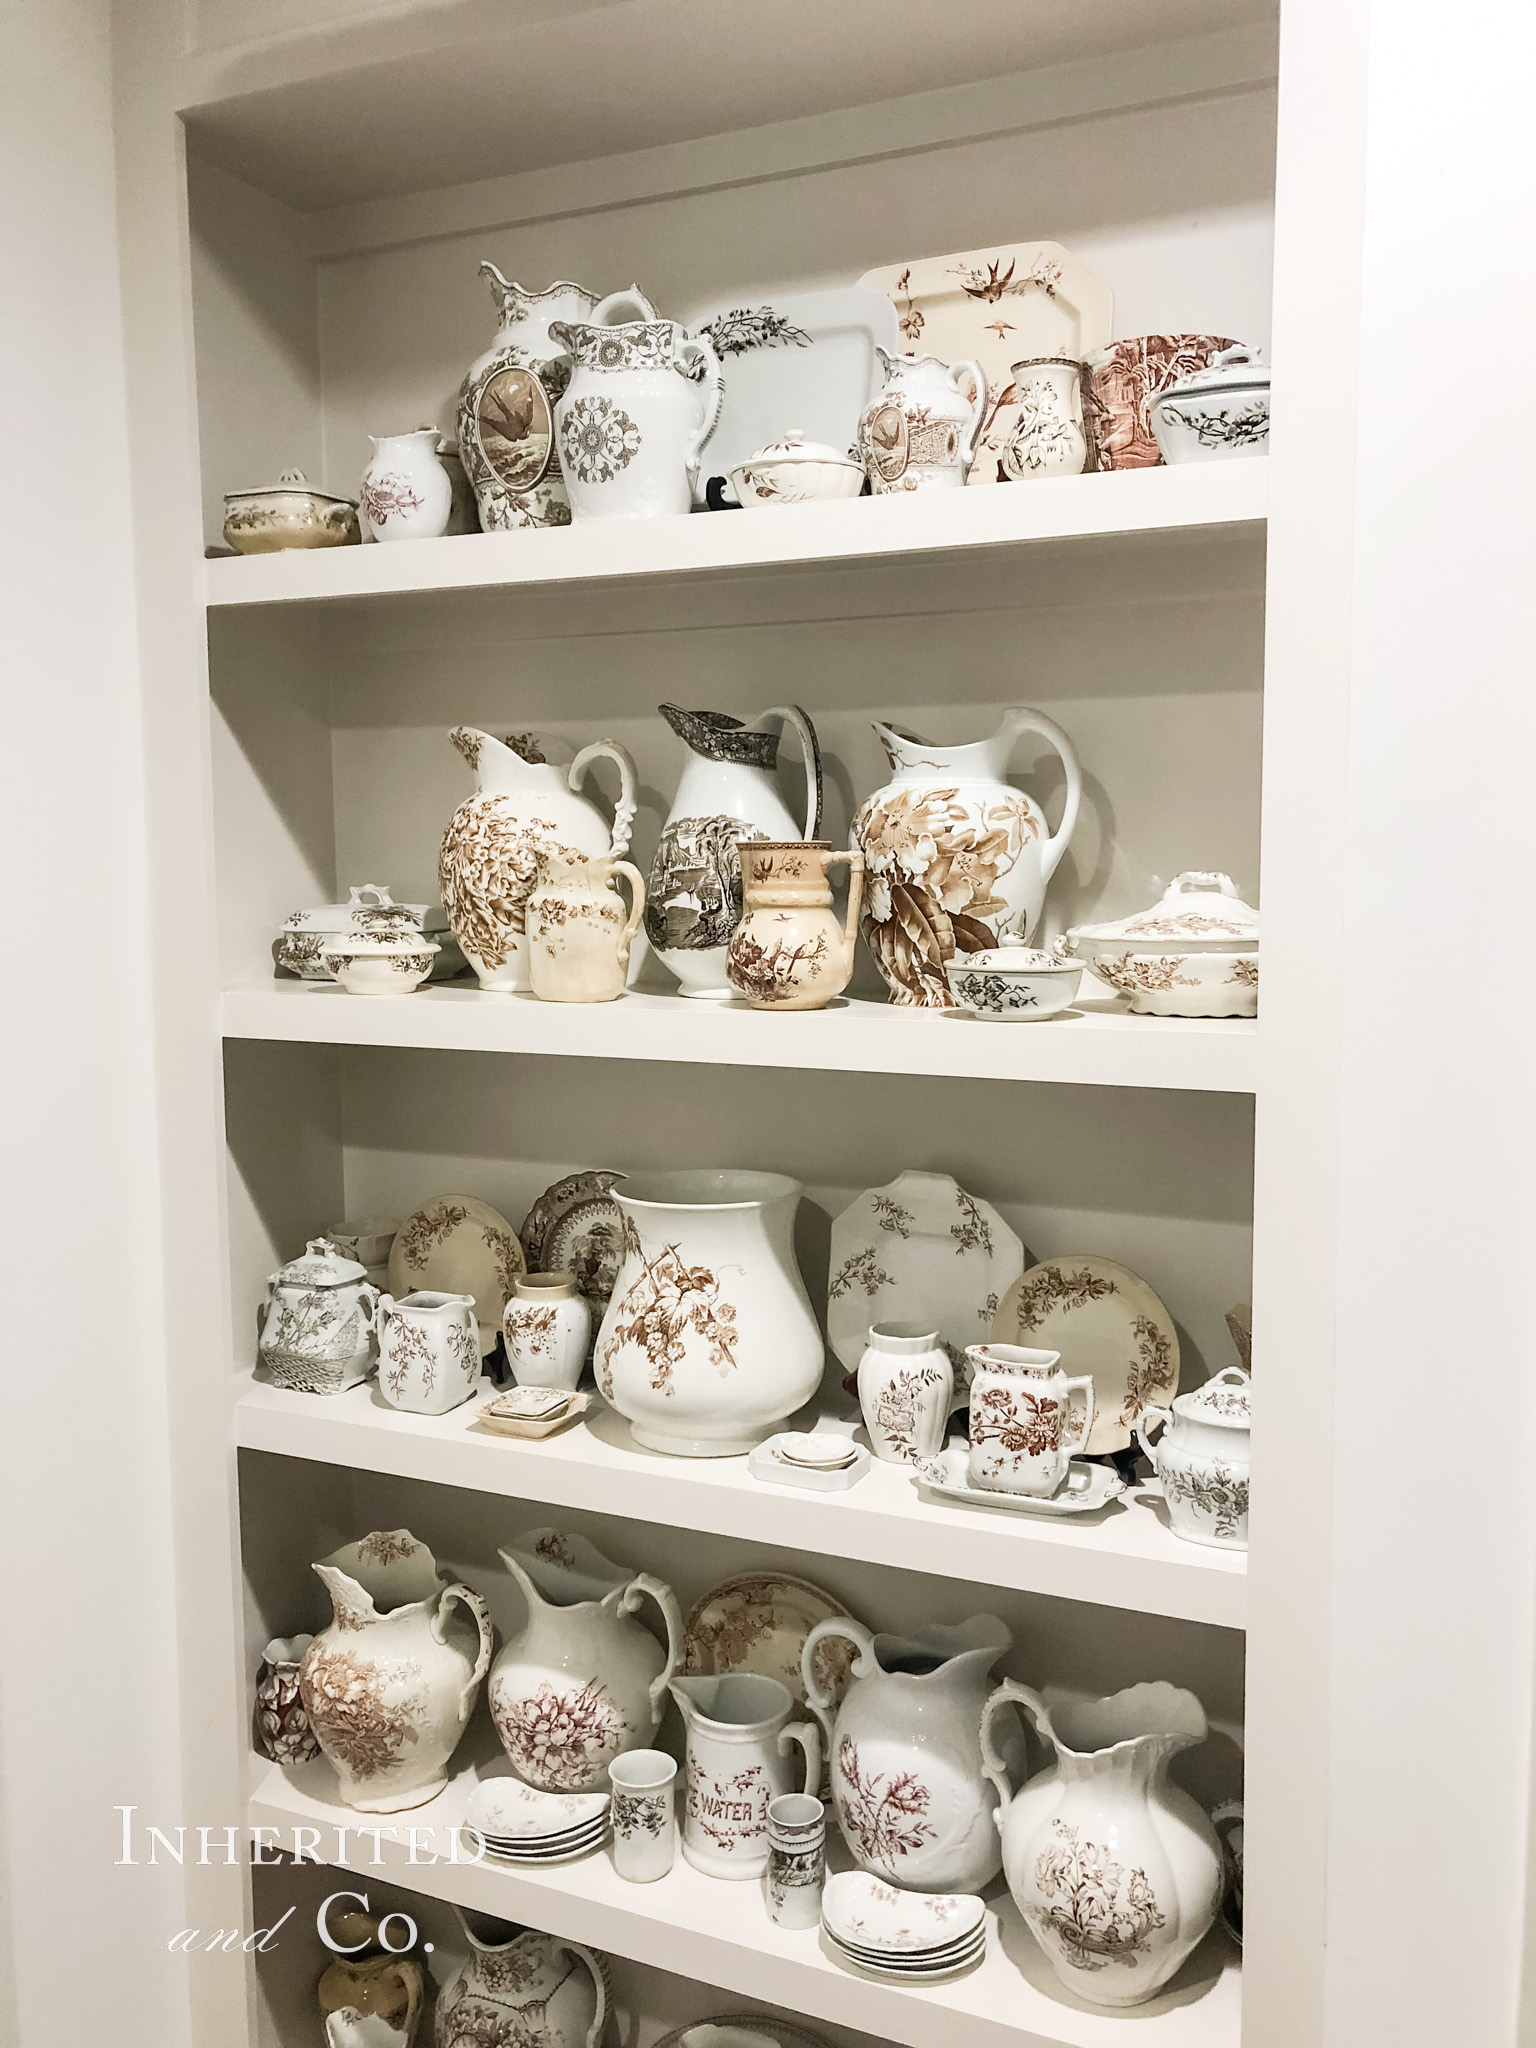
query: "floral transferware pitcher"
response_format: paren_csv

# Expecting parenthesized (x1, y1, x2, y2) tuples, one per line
(801, 1614, 1013, 1892)
(981, 1679, 1223, 2007)
(457, 269, 655, 529)
(669, 1672, 822, 1879)
(438, 727, 637, 992)
(489, 1527, 683, 1790)
(725, 840, 863, 1009)
(646, 704, 823, 998)
(853, 707, 1082, 1006)
(435, 1913, 607, 2048)
(858, 349, 988, 492)
(298, 1530, 492, 1812)
(549, 316, 723, 520)
(526, 850, 646, 1004)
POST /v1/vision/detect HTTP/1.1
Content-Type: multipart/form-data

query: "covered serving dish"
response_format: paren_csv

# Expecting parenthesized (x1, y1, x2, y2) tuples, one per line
(945, 943, 1083, 1021)
(1061, 871, 1258, 1017)
(320, 907, 440, 996)
(277, 885, 461, 982)
(222, 469, 361, 553)
(1150, 346, 1270, 465)
(728, 429, 865, 508)
(1137, 1366, 1251, 1551)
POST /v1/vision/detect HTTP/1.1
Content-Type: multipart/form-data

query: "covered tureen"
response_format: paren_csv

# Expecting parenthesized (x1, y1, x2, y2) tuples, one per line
(1062, 871, 1258, 1017)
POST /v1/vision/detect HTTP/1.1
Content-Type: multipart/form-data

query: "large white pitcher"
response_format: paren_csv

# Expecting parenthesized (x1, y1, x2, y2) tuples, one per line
(646, 703, 823, 997)
(853, 706, 1082, 1006)
(981, 1679, 1223, 2007)
(594, 1170, 822, 1456)
(488, 1526, 682, 1790)
(438, 727, 637, 992)
(669, 1673, 822, 1879)
(549, 316, 723, 520)
(435, 1912, 608, 2048)
(801, 1614, 1013, 1892)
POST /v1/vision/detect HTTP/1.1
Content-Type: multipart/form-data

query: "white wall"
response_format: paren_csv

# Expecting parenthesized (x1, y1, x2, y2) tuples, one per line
(0, 3, 192, 2043)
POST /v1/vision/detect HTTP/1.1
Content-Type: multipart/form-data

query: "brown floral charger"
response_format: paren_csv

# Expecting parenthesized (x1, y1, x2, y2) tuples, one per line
(992, 1255, 1179, 1456)
(386, 1193, 523, 1357)
(684, 1571, 859, 1718)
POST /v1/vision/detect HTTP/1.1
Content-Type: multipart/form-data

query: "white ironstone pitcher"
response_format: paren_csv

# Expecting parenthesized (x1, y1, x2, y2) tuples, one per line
(548, 316, 723, 520)
(669, 1672, 821, 1879)
(488, 1527, 682, 1790)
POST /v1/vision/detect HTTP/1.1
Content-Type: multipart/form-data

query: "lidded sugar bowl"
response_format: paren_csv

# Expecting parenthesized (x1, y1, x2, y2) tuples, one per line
(258, 1239, 379, 1395)
(1137, 1366, 1251, 1550)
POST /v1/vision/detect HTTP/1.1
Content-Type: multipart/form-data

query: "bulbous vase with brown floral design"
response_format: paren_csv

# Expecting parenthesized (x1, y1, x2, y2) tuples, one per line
(299, 1530, 492, 1812)
(489, 1527, 683, 1791)
(800, 1614, 1013, 1893)
(981, 1679, 1223, 2007)
(594, 1169, 823, 1455)
(852, 708, 1082, 1007)
(438, 727, 637, 993)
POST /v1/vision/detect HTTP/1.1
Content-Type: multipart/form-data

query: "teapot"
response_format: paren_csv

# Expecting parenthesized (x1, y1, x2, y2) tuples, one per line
(438, 727, 637, 993)
(853, 707, 1082, 1006)
(725, 840, 863, 1009)
(549, 315, 723, 520)
(258, 1239, 378, 1395)
(488, 1526, 683, 1789)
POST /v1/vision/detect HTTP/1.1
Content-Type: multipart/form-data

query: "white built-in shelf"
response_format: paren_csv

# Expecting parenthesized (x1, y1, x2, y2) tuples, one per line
(203, 462, 1266, 614)
(220, 983, 1258, 1096)
(234, 1374, 1244, 1628)
(248, 1752, 1241, 2048)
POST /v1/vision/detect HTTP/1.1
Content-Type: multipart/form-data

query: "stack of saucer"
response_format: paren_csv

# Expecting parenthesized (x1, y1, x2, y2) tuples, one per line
(748, 1431, 870, 1493)
(463, 1778, 610, 1863)
(478, 1387, 590, 1440)
(777, 1432, 858, 1473)
(821, 1871, 986, 1981)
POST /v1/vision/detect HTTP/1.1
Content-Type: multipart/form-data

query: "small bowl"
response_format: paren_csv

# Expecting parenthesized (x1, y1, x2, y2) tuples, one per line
(729, 429, 865, 508)
(223, 469, 360, 553)
(945, 946, 1082, 1020)
(1151, 346, 1270, 466)
(321, 931, 438, 995)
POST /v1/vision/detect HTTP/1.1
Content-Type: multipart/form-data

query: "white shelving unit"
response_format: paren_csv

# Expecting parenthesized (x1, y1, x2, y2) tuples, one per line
(101, 2, 1405, 2044)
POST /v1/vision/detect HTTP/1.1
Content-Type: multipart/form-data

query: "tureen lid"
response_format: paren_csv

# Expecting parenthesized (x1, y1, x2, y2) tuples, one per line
(283, 885, 449, 935)
(1161, 344, 1270, 401)
(225, 468, 359, 510)
(737, 428, 862, 471)
(1067, 872, 1259, 951)
(1173, 1367, 1251, 1426)
(274, 1237, 368, 1287)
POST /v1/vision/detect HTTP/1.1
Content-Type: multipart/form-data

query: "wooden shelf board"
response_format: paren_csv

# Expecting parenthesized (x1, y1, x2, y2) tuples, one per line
(248, 1753, 1241, 2048)
(219, 984, 1258, 1096)
(203, 461, 1266, 615)
(234, 1374, 1245, 1628)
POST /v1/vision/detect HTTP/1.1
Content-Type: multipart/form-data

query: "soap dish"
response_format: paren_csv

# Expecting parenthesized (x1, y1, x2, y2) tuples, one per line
(749, 1433, 870, 1491)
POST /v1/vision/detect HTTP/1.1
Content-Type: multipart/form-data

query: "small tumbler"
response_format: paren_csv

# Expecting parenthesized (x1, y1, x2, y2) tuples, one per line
(765, 1791, 825, 1929)
(609, 1749, 677, 1883)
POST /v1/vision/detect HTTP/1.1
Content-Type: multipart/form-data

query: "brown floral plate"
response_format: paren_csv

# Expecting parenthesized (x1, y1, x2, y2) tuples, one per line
(518, 1169, 627, 1318)
(992, 1254, 1179, 1456)
(386, 1193, 523, 1357)
(684, 1572, 860, 1715)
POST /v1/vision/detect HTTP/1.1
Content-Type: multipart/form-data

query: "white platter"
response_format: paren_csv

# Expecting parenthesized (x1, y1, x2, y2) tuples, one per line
(386, 1192, 523, 1355)
(827, 1170, 1024, 1376)
(858, 242, 1112, 487)
(992, 1254, 1180, 1454)
(915, 1446, 1126, 1516)
(685, 287, 897, 506)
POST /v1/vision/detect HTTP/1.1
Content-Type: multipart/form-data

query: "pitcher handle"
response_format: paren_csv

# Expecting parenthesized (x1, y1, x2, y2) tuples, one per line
(434, 1583, 494, 1721)
(757, 704, 824, 839)
(997, 706, 1082, 894)
(1062, 1374, 1096, 1455)
(569, 740, 638, 861)
(947, 359, 990, 473)
(800, 1616, 876, 1747)
(778, 1718, 823, 1799)
(358, 1282, 380, 1337)
(678, 334, 725, 484)
(592, 285, 656, 327)
(980, 1677, 1054, 1819)
(621, 1572, 686, 1719)
(609, 860, 647, 964)
(1137, 1404, 1174, 1475)
(560, 1938, 610, 2048)
(821, 849, 865, 948)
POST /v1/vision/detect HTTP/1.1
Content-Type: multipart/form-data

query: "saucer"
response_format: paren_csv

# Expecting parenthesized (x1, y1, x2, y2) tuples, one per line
(464, 1778, 610, 1839)
(915, 1446, 1125, 1515)
(778, 1431, 857, 1469)
(822, 1869, 985, 1949)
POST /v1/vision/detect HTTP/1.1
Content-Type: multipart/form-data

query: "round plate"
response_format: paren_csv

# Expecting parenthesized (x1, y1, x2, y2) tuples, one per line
(653, 2020, 831, 2048)
(683, 1571, 859, 1713)
(518, 1169, 627, 1315)
(826, 1170, 1025, 1376)
(387, 1194, 523, 1356)
(992, 1255, 1179, 1454)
